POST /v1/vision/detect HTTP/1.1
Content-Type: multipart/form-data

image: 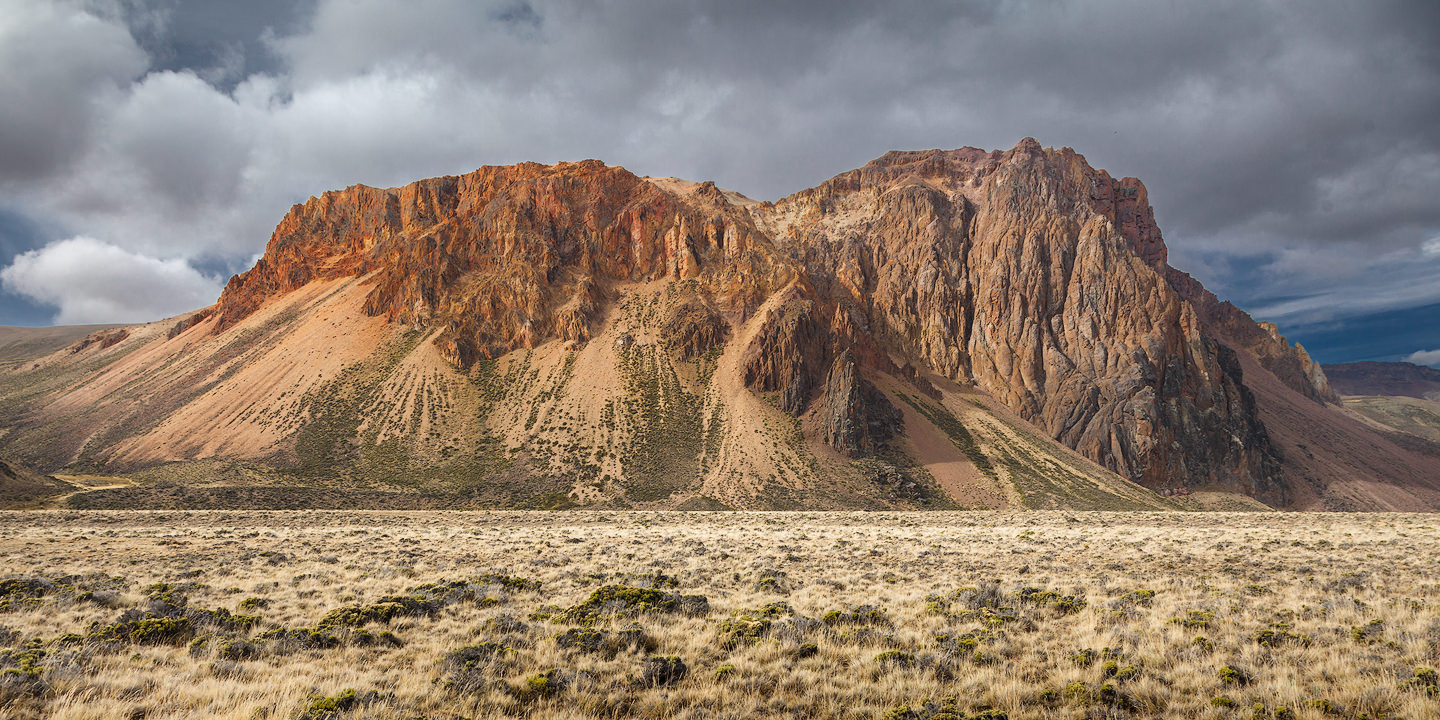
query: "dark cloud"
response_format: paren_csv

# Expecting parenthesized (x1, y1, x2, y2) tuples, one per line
(0, 0, 1436, 363)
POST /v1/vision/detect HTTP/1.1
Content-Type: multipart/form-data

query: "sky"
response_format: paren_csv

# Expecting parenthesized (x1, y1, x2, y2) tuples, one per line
(0, 1, 1437, 367)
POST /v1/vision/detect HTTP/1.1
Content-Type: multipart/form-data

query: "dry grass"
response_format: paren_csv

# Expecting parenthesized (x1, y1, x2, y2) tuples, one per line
(1, 511, 1438, 720)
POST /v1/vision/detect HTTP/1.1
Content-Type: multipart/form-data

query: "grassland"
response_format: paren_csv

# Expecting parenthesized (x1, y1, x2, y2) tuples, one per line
(1, 511, 1437, 720)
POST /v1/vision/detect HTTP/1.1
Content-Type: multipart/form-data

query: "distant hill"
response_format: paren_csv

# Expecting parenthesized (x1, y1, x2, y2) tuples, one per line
(1324, 361, 1440, 401)
(0, 324, 125, 363)
(0, 456, 74, 507)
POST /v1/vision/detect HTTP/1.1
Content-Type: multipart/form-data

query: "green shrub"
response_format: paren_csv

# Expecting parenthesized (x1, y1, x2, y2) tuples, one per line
(1405, 666, 1438, 695)
(642, 655, 687, 687)
(236, 597, 269, 612)
(875, 650, 916, 668)
(92, 616, 193, 646)
(1253, 626, 1310, 648)
(821, 605, 890, 627)
(1351, 619, 1384, 644)
(880, 696, 1008, 720)
(1173, 610, 1215, 629)
(301, 688, 381, 720)
(554, 585, 707, 625)
(1219, 664, 1251, 685)
(520, 669, 563, 700)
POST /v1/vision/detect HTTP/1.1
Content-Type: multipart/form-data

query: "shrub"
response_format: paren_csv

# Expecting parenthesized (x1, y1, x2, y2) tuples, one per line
(1405, 666, 1438, 695)
(821, 605, 890, 627)
(1351, 619, 1384, 644)
(880, 696, 1008, 720)
(1012, 587, 1087, 615)
(441, 641, 515, 694)
(301, 688, 381, 720)
(875, 649, 917, 668)
(474, 573, 541, 592)
(1254, 626, 1310, 648)
(642, 655, 687, 687)
(1219, 665, 1251, 685)
(92, 616, 193, 646)
(1174, 610, 1215, 629)
(519, 669, 563, 700)
(554, 585, 707, 625)
(236, 597, 270, 612)
(556, 627, 606, 653)
(717, 616, 772, 650)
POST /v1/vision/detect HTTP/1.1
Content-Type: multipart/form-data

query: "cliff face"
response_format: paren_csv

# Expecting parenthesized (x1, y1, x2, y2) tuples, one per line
(756, 140, 1286, 499)
(215, 161, 798, 368)
(1165, 269, 1337, 404)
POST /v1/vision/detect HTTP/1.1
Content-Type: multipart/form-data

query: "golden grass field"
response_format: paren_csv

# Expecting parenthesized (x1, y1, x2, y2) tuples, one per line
(1, 511, 1438, 720)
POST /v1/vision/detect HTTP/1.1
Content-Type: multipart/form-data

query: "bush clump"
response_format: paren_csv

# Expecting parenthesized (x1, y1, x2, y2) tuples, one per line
(1173, 610, 1215, 629)
(821, 605, 891, 628)
(880, 696, 1008, 720)
(1253, 625, 1311, 648)
(875, 649, 917, 668)
(1405, 666, 1438, 695)
(441, 641, 516, 694)
(1219, 664, 1252, 685)
(1351, 619, 1384, 644)
(554, 585, 707, 626)
(642, 655, 687, 687)
(301, 688, 382, 720)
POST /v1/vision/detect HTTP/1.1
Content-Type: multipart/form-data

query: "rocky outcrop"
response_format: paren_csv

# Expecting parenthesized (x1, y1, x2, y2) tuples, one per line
(166, 308, 214, 339)
(69, 328, 129, 353)
(739, 286, 831, 414)
(1166, 269, 1336, 404)
(661, 299, 729, 360)
(820, 350, 903, 457)
(758, 139, 1287, 498)
(212, 161, 796, 367)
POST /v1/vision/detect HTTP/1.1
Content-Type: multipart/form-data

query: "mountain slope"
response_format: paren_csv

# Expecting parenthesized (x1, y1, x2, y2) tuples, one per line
(0, 141, 1435, 509)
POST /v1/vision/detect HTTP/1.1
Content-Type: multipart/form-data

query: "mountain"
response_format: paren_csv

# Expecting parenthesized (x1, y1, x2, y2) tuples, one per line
(1319, 361, 1440, 460)
(1, 140, 1436, 510)
(1324, 361, 1440, 401)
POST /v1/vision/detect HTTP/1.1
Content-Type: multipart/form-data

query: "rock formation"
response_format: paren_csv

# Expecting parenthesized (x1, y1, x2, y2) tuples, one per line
(156, 141, 1365, 499)
(755, 140, 1291, 500)
(3, 139, 1435, 510)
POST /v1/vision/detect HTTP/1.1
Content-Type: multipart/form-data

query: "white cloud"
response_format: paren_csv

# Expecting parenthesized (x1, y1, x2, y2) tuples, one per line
(1406, 349, 1440, 368)
(0, 237, 221, 324)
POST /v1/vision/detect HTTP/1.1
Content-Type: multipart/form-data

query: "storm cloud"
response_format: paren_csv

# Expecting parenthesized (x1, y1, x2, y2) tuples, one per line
(1, 0, 1437, 363)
